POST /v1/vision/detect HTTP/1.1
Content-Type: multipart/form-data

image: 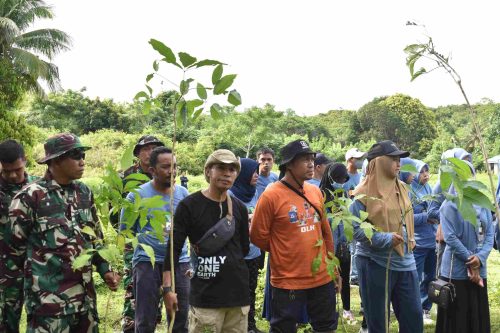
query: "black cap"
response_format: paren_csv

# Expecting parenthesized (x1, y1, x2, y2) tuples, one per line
(328, 162, 350, 183)
(133, 135, 164, 156)
(367, 140, 410, 161)
(314, 153, 333, 166)
(279, 139, 316, 169)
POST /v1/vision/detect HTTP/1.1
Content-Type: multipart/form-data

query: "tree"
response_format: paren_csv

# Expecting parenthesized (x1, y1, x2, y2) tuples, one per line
(356, 94, 437, 158)
(0, 0, 71, 96)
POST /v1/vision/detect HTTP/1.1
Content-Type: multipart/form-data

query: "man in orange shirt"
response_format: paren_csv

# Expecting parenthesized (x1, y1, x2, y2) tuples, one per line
(251, 139, 338, 333)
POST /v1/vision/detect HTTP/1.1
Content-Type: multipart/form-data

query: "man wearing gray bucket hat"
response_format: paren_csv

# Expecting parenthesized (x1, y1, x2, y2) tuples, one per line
(164, 149, 251, 332)
(1, 133, 120, 332)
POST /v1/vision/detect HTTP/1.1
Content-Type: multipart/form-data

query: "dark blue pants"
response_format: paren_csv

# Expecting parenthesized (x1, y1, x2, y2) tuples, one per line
(133, 261, 190, 333)
(270, 281, 338, 333)
(357, 256, 423, 333)
(413, 246, 436, 311)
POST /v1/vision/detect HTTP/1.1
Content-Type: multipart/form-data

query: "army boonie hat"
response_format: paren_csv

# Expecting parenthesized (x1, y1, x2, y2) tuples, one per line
(133, 135, 165, 156)
(37, 133, 90, 164)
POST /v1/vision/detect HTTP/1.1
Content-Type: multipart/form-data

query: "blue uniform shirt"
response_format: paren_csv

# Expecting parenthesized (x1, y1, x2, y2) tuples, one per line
(256, 172, 278, 198)
(121, 182, 190, 267)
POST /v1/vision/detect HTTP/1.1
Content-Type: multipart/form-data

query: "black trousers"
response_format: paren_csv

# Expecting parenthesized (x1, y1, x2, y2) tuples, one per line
(245, 257, 261, 330)
(339, 252, 351, 311)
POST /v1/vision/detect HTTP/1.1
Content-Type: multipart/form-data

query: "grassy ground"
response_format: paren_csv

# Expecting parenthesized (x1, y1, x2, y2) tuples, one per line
(18, 251, 500, 332)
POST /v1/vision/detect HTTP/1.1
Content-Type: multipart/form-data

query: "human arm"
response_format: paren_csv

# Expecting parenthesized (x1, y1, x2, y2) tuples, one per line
(472, 210, 494, 268)
(239, 201, 250, 256)
(350, 200, 396, 249)
(440, 202, 473, 262)
(250, 193, 273, 252)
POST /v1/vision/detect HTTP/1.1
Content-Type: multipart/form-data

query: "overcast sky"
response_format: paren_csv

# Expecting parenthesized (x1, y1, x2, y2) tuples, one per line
(38, 0, 500, 115)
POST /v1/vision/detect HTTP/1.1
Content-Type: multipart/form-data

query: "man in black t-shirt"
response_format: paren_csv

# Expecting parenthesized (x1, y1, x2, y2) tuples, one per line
(163, 149, 250, 332)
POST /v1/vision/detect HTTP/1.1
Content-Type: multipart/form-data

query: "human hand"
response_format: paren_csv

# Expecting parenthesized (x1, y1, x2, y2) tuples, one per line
(334, 272, 342, 294)
(427, 218, 439, 225)
(391, 233, 404, 247)
(163, 291, 178, 316)
(103, 271, 121, 291)
(436, 224, 444, 242)
(466, 255, 481, 269)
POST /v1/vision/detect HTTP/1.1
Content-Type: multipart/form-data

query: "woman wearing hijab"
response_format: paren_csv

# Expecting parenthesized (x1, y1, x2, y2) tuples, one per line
(428, 148, 472, 275)
(350, 140, 423, 333)
(436, 161, 494, 333)
(229, 158, 264, 333)
(319, 163, 358, 325)
(410, 160, 439, 324)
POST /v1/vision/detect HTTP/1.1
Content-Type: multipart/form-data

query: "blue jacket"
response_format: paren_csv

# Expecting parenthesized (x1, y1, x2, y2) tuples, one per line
(410, 160, 436, 248)
(350, 200, 416, 271)
(439, 200, 494, 279)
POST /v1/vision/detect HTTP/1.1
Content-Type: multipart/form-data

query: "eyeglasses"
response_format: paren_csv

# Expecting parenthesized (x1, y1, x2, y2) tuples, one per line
(62, 149, 86, 160)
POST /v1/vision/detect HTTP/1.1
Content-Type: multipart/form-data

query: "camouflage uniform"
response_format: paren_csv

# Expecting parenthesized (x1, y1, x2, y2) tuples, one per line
(120, 163, 152, 332)
(0, 133, 111, 333)
(0, 173, 38, 332)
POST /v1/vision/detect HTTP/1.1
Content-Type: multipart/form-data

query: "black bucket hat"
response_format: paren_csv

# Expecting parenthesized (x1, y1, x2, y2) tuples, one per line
(367, 140, 410, 161)
(279, 139, 316, 170)
(133, 135, 164, 156)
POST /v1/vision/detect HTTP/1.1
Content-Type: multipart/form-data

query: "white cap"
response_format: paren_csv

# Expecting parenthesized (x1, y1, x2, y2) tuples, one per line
(345, 148, 367, 161)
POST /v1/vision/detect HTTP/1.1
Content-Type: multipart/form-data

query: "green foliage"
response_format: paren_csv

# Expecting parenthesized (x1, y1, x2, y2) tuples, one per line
(0, 0, 71, 96)
(356, 94, 437, 159)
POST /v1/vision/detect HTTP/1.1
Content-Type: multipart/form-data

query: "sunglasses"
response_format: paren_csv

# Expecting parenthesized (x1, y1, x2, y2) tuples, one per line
(62, 149, 86, 161)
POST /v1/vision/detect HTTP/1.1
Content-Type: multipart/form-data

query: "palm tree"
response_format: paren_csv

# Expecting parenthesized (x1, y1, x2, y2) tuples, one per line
(0, 0, 71, 96)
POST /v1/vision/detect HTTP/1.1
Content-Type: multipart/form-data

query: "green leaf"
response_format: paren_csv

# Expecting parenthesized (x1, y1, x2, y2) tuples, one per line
(153, 60, 159, 71)
(98, 245, 121, 265)
(72, 253, 92, 270)
(458, 200, 477, 228)
(210, 103, 222, 120)
(447, 158, 472, 180)
(343, 220, 354, 241)
(400, 164, 418, 173)
(139, 243, 156, 267)
(81, 226, 96, 238)
(117, 234, 125, 251)
(178, 52, 197, 68)
(359, 210, 369, 222)
(142, 195, 169, 209)
(463, 180, 488, 191)
(193, 107, 204, 120)
(440, 170, 452, 193)
(134, 91, 148, 101)
(180, 80, 190, 95)
(214, 74, 237, 95)
(125, 173, 151, 182)
(196, 59, 224, 68)
(360, 222, 374, 241)
(227, 89, 242, 106)
(410, 67, 427, 82)
(120, 144, 135, 171)
(124, 180, 141, 192)
(149, 39, 176, 64)
(142, 100, 151, 115)
(311, 254, 322, 276)
(196, 83, 207, 100)
(146, 73, 154, 82)
(463, 187, 494, 211)
(314, 239, 323, 247)
(211, 64, 223, 85)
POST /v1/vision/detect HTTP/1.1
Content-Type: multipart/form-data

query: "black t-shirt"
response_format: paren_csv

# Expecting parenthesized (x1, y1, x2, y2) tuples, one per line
(165, 191, 250, 308)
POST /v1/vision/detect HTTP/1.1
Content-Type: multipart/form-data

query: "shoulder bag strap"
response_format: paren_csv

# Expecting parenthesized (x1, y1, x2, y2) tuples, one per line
(226, 193, 233, 220)
(280, 180, 323, 220)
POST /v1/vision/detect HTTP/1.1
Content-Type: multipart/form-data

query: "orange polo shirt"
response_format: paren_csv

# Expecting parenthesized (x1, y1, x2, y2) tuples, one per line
(250, 181, 334, 290)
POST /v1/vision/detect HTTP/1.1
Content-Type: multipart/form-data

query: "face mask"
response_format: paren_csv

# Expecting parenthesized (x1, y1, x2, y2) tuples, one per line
(331, 181, 344, 190)
(354, 159, 364, 169)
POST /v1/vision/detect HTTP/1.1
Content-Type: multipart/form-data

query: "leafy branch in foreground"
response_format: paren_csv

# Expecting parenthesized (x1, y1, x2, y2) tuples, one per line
(404, 27, 500, 223)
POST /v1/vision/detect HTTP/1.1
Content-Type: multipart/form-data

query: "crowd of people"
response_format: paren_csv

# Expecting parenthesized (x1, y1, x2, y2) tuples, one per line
(0, 133, 499, 333)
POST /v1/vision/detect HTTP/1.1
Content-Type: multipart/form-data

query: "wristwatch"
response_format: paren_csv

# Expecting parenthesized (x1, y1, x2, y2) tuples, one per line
(161, 286, 172, 295)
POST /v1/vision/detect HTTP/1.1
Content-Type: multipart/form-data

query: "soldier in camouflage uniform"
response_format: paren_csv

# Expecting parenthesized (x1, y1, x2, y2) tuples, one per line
(1, 133, 121, 333)
(120, 135, 164, 333)
(0, 140, 39, 332)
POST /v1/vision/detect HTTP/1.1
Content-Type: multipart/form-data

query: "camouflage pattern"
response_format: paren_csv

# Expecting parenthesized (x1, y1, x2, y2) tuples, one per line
(37, 133, 90, 164)
(0, 173, 39, 332)
(27, 310, 97, 333)
(0, 172, 110, 322)
(120, 163, 152, 332)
